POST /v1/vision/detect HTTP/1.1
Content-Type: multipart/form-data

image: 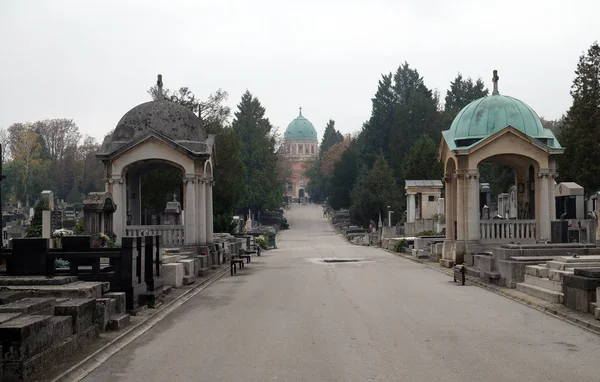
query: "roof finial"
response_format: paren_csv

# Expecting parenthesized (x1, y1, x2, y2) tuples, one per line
(157, 74, 164, 100)
(492, 70, 499, 95)
(299, 106, 302, 116)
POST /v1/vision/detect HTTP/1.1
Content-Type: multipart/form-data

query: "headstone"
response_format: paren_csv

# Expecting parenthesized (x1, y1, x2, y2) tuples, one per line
(41, 190, 54, 211)
(508, 186, 518, 219)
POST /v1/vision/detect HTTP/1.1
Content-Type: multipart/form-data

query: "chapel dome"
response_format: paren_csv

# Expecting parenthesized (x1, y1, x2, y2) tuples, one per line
(284, 110, 318, 140)
(112, 99, 206, 143)
(444, 72, 561, 149)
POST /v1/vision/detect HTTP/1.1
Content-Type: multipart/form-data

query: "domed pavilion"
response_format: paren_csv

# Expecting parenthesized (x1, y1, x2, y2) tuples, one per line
(438, 70, 564, 266)
(97, 74, 216, 249)
(282, 108, 319, 201)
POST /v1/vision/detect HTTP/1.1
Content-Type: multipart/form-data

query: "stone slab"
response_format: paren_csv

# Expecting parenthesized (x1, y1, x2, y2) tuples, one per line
(163, 263, 184, 288)
(54, 298, 97, 334)
(179, 259, 195, 276)
(0, 291, 31, 305)
(0, 297, 56, 315)
(0, 312, 22, 324)
(182, 275, 196, 286)
(524, 274, 562, 292)
(107, 313, 130, 331)
(563, 274, 600, 290)
(574, 268, 600, 278)
(0, 281, 108, 298)
(525, 265, 549, 278)
(474, 255, 494, 272)
(516, 283, 563, 303)
(558, 255, 600, 263)
(49, 315, 73, 341)
(563, 285, 595, 313)
(95, 298, 117, 331)
(0, 315, 54, 360)
(162, 255, 181, 264)
(0, 276, 78, 286)
(547, 261, 600, 270)
(439, 259, 453, 268)
(103, 292, 126, 314)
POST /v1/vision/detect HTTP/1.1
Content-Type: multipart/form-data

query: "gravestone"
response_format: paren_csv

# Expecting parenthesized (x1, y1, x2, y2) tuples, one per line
(508, 186, 518, 219)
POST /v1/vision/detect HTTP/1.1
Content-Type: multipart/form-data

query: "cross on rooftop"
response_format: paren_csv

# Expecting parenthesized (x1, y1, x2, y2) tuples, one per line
(492, 70, 500, 95)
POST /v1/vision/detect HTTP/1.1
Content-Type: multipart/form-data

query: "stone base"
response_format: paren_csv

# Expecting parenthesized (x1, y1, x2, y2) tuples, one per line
(139, 291, 164, 309)
(439, 259, 454, 268)
(163, 263, 184, 288)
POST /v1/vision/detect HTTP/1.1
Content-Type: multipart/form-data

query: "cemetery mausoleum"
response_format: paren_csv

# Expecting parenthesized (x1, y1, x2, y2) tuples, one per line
(282, 108, 319, 201)
(438, 71, 564, 265)
(97, 75, 216, 248)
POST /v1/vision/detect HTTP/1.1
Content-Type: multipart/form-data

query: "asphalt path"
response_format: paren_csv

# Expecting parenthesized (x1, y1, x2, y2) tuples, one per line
(83, 204, 600, 382)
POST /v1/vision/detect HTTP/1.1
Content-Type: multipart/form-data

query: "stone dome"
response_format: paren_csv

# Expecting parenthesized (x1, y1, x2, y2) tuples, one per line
(112, 99, 206, 142)
(284, 111, 318, 140)
(444, 94, 561, 149)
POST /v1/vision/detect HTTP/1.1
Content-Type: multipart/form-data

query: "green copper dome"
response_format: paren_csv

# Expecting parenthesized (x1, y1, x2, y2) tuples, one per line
(442, 94, 561, 150)
(284, 110, 318, 140)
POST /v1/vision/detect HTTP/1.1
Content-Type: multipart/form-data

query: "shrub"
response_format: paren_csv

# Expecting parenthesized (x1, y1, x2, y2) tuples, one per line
(394, 239, 407, 252)
(417, 230, 439, 236)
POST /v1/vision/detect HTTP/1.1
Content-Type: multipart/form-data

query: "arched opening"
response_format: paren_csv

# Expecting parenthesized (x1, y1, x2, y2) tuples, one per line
(298, 188, 305, 198)
(124, 160, 184, 226)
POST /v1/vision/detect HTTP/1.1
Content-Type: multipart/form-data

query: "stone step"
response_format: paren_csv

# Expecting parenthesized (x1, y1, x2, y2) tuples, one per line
(163, 285, 173, 295)
(103, 292, 126, 314)
(54, 298, 97, 334)
(2, 281, 109, 298)
(0, 275, 78, 286)
(547, 261, 600, 270)
(548, 269, 573, 282)
(524, 274, 562, 292)
(589, 301, 597, 314)
(0, 298, 57, 315)
(464, 267, 480, 278)
(162, 255, 182, 264)
(107, 313, 131, 331)
(197, 267, 210, 277)
(516, 283, 563, 303)
(96, 298, 117, 331)
(474, 254, 494, 272)
(182, 275, 196, 286)
(525, 265, 550, 278)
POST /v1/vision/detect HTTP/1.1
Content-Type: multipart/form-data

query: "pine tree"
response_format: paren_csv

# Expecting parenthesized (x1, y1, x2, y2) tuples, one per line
(558, 42, 600, 193)
(232, 91, 281, 213)
(402, 134, 443, 180)
(442, 73, 488, 128)
(319, 120, 344, 156)
(349, 156, 402, 227)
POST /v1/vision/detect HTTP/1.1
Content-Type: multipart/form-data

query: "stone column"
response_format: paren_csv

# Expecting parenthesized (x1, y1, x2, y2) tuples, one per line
(109, 176, 125, 242)
(466, 170, 480, 241)
(537, 169, 551, 240)
(197, 177, 207, 245)
(549, 171, 557, 221)
(444, 175, 454, 240)
(206, 177, 214, 244)
(184, 175, 197, 246)
(455, 171, 466, 241)
(406, 192, 416, 223)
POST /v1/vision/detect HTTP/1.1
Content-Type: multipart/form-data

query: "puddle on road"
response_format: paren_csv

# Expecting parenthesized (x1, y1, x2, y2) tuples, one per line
(307, 258, 372, 265)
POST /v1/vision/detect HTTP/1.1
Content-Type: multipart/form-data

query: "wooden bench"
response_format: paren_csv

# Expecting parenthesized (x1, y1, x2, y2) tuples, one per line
(230, 257, 245, 275)
(453, 265, 465, 286)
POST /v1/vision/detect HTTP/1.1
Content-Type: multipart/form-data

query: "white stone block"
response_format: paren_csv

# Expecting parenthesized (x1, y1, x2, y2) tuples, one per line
(163, 263, 184, 288)
(162, 255, 181, 264)
(179, 259, 195, 276)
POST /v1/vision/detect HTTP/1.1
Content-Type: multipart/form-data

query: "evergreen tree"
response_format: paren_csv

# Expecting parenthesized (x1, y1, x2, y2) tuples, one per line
(442, 74, 488, 128)
(328, 139, 360, 210)
(402, 134, 443, 180)
(26, 198, 49, 237)
(349, 156, 402, 227)
(558, 42, 600, 193)
(319, 120, 343, 156)
(232, 91, 281, 213)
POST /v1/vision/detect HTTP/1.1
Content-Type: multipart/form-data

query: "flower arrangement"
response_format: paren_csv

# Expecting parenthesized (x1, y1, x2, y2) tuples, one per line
(92, 233, 117, 248)
(52, 228, 74, 238)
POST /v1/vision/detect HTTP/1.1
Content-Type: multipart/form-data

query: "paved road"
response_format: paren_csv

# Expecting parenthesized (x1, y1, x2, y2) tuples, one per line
(84, 205, 600, 382)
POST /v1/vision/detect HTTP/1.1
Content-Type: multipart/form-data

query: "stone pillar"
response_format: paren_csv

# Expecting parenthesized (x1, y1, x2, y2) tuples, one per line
(467, 170, 480, 241)
(197, 177, 207, 245)
(206, 177, 214, 244)
(406, 193, 415, 222)
(184, 175, 197, 246)
(549, 173, 557, 221)
(455, 171, 466, 241)
(537, 169, 551, 240)
(444, 175, 454, 240)
(110, 176, 125, 242)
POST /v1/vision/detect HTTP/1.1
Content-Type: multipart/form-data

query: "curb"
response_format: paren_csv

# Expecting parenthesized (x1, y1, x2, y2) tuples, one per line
(53, 265, 231, 382)
(386, 248, 600, 336)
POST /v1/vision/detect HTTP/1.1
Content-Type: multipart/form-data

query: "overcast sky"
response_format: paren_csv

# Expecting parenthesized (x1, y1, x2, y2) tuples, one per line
(1, 0, 598, 143)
